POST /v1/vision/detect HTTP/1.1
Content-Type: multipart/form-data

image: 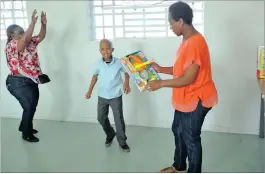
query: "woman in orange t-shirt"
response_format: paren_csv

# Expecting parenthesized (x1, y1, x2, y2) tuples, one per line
(145, 1, 218, 173)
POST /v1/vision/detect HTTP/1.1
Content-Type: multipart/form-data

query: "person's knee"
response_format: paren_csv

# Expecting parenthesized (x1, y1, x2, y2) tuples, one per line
(97, 114, 104, 124)
(172, 123, 178, 136)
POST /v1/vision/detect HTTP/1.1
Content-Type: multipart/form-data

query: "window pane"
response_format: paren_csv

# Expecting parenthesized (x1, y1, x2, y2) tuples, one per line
(123, 9, 143, 13)
(145, 7, 166, 12)
(94, 7, 102, 14)
(145, 26, 165, 31)
(15, 19, 25, 27)
(24, 18, 28, 27)
(193, 12, 203, 24)
(3, 1, 12, 9)
(125, 21, 143, 26)
(103, 9, 112, 14)
(104, 15, 113, 26)
(115, 15, 123, 26)
(1, 11, 12, 18)
(146, 32, 166, 37)
(145, 20, 165, 25)
(95, 16, 103, 26)
(125, 27, 143, 31)
(194, 2, 204, 10)
(145, 13, 165, 19)
(104, 28, 114, 39)
(115, 27, 124, 37)
(125, 32, 144, 38)
(124, 14, 143, 19)
(0, 24, 5, 30)
(114, 9, 123, 13)
(168, 29, 175, 37)
(22, 1, 27, 8)
(23, 10, 27, 17)
(14, 1, 23, 9)
(93, 1, 102, 6)
(96, 28, 104, 39)
(15, 11, 24, 17)
(195, 25, 204, 34)
(4, 19, 13, 28)
(103, 0, 112, 6)
(1, 29, 6, 35)
(93, 0, 204, 39)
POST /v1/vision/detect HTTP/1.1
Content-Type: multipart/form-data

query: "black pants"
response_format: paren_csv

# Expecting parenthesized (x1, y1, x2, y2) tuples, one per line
(6, 75, 39, 136)
(172, 101, 211, 173)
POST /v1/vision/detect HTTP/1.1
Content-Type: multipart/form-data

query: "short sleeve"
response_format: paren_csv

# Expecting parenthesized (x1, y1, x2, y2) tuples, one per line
(183, 37, 205, 70)
(93, 61, 100, 75)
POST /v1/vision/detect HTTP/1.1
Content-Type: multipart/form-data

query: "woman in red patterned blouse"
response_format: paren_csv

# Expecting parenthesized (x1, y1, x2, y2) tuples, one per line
(5, 10, 47, 143)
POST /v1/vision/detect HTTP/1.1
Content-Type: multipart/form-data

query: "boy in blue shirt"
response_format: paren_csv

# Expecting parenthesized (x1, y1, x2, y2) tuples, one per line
(85, 39, 131, 152)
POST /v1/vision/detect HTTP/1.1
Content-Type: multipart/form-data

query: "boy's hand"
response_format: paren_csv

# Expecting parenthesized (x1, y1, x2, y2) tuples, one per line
(85, 91, 92, 99)
(123, 83, 131, 94)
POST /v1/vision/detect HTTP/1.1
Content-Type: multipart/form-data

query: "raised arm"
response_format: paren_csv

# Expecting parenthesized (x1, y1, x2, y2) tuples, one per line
(38, 11, 47, 42)
(17, 10, 38, 52)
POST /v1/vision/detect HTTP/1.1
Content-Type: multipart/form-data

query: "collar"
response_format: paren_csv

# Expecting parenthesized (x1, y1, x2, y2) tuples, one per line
(102, 56, 114, 64)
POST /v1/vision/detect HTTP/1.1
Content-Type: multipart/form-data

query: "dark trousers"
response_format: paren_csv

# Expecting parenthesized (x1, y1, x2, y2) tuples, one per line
(172, 101, 211, 173)
(97, 96, 127, 146)
(6, 75, 39, 136)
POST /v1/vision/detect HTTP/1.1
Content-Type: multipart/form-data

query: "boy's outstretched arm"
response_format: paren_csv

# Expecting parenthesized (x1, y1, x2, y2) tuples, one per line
(123, 73, 131, 94)
(85, 75, 98, 99)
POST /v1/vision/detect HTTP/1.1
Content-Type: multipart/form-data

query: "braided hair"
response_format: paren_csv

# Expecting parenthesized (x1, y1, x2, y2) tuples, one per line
(6, 24, 20, 45)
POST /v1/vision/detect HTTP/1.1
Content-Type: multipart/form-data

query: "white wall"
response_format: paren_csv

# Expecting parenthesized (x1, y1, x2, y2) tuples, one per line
(0, 1, 264, 135)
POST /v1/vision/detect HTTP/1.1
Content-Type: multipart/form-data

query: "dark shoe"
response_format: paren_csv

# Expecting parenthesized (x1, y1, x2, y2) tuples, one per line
(22, 134, 39, 143)
(32, 129, 38, 134)
(120, 144, 130, 152)
(19, 129, 38, 134)
(105, 134, 116, 147)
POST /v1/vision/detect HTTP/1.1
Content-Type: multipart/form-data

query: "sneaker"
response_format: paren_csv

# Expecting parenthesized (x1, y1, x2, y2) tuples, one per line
(22, 134, 39, 143)
(120, 144, 130, 152)
(105, 134, 116, 147)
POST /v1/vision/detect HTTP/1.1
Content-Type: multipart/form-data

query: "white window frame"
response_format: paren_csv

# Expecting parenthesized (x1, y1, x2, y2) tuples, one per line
(92, 0, 204, 40)
(0, 0, 28, 40)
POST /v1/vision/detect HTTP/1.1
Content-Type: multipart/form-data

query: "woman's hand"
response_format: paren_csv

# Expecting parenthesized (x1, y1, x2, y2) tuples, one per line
(145, 80, 163, 92)
(151, 62, 161, 73)
(31, 9, 38, 25)
(41, 11, 47, 25)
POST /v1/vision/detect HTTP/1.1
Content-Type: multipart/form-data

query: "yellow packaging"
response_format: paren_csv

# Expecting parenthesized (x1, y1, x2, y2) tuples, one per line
(257, 46, 264, 79)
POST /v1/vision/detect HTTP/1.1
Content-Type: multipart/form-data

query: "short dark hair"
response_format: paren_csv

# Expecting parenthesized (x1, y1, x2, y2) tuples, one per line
(169, 1, 193, 25)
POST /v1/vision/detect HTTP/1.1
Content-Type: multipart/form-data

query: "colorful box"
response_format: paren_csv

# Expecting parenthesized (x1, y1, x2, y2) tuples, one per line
(121, 50, 161, 92)
(257, 46, 264, 79)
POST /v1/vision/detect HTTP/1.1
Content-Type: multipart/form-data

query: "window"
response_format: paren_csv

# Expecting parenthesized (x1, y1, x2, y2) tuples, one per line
(92, 0, 204, 39)
(0, 0, 28, 40)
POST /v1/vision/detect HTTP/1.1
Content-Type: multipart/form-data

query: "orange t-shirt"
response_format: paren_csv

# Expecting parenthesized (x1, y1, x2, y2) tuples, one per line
(172, 33, 218, 112)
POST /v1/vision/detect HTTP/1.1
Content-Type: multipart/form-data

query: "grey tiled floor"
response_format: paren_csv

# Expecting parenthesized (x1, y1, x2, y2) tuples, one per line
(1, 118, 264, 172)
